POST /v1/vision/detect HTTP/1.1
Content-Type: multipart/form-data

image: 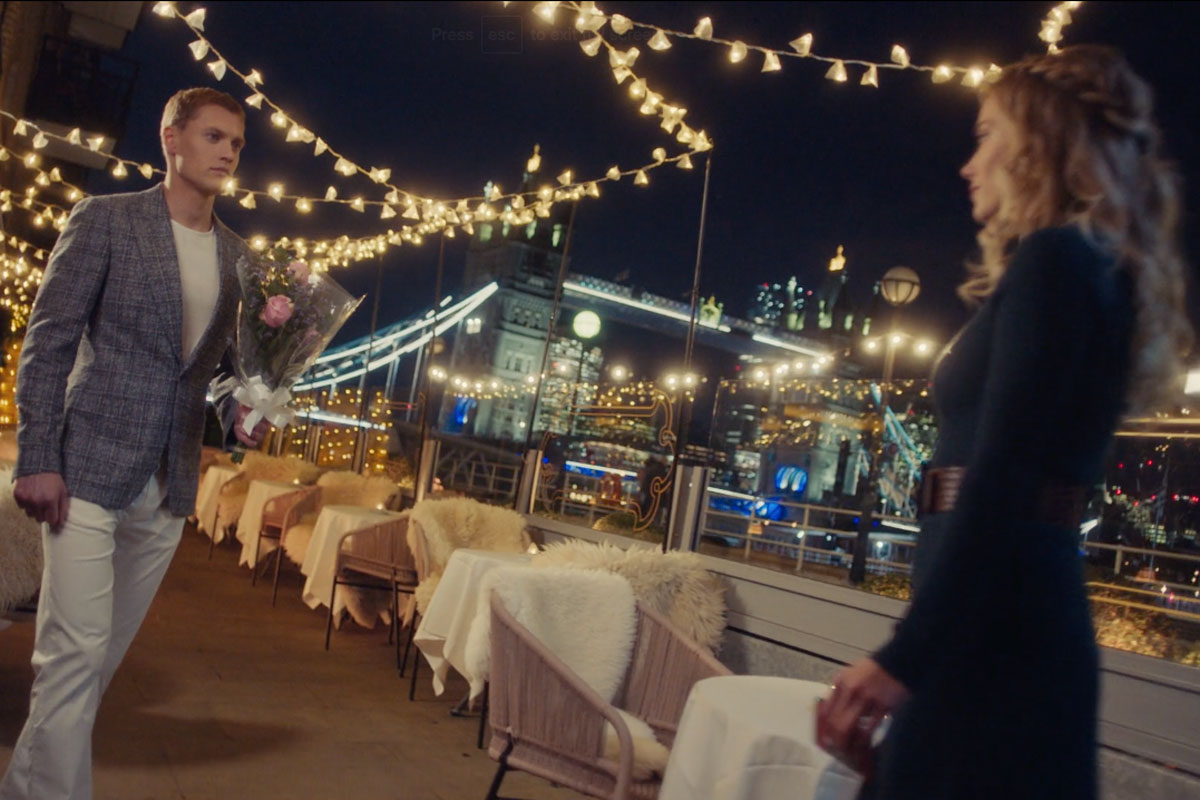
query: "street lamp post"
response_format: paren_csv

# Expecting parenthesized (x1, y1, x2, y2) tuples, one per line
(851, 266, 921, 585)
(569, 310, 601, 434)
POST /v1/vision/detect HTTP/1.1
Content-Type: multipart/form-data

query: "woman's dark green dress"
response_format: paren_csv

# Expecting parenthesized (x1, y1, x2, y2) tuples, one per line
(867, 226, 1135, 799)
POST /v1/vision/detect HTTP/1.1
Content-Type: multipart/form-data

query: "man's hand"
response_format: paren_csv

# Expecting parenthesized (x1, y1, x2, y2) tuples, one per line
(14, 472, 70, 529)
(234, 404, 271, 448)
(815, 658, 910, 776)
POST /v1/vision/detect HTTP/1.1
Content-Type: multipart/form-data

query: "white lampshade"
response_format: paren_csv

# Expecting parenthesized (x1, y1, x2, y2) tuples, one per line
(880, 266, 921, 307)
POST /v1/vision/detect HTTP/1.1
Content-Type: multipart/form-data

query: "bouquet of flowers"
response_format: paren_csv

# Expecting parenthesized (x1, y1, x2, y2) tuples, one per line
(215, 246, 362, 450)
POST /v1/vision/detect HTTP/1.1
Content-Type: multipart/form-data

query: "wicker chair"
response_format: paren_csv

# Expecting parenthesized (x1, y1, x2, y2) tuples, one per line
(484, 580, 731, 800)
(280, 471, 402, 569)
(255, 485, 323, 604)
(202, 465, 245, 560)
(211, 454, 321, 547)
(324, 513, 425, 676)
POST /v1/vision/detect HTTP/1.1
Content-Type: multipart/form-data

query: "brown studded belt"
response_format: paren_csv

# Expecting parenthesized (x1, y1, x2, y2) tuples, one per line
(918, 466, 1087, 529)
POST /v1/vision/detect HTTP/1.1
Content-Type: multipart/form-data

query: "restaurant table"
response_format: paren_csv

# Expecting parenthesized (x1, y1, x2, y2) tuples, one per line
(413, 548, 534, 697)
(236, 479, 305, 568)
(658, 675, 862, 800)
(195, 464, 240, 543)
(301, 504, 406, 626)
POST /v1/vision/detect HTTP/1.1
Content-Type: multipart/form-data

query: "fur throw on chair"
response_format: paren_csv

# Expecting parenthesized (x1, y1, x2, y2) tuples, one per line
(464, 566, 670, 778)
(313, 470, 398, 509)
(533, 539, 727, 653)
(0, 467, 43, 611)
(408, 496, 530, 614)
(215, 454, 322, 534)
(281, 471, 399, 567)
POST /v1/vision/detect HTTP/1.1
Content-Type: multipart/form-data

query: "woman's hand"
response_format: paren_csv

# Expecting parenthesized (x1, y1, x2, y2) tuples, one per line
(815, 658, 910, 775)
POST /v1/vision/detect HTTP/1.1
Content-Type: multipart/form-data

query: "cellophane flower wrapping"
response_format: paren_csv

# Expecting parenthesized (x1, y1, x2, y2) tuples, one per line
(213, 247, 362, 437)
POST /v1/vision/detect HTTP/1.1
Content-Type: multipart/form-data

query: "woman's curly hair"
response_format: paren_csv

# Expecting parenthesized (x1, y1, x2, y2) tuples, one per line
(960, 45, 1192, 413)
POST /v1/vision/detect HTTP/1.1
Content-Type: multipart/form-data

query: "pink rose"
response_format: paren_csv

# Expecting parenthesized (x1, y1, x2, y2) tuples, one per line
(260, 295, 294, 328)
(287, 260, 310, 283)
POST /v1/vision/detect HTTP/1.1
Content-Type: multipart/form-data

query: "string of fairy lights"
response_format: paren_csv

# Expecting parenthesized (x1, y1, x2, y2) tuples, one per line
(535, 1, 1007, 90)
(144, 2, 707, 234)
(0, 133, 407, 268)
(535, 1, 1083, 90)
(728, 375, 932, 402)
(1040, 1, 1083, 53)
(0, 2, 1083, 315)
(0, 250, 42, 331)
(0, 118, 695, 271)
(531, 2, 714, 157)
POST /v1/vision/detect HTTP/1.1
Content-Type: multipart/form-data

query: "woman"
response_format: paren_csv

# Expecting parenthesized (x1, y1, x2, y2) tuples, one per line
(816, 45, 1193, 799)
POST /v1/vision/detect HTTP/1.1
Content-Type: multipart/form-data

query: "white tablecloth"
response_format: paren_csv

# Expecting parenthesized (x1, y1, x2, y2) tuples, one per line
(301, 504, 405, 624)
(413, 548, 533, 696)
(659, 676, 861, 800)
(236, 480, 304, 567)
(195, 465, 240, 543)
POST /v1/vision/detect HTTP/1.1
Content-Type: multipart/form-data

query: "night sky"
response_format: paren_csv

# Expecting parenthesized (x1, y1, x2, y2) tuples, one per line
(90, 1, 1200, 358)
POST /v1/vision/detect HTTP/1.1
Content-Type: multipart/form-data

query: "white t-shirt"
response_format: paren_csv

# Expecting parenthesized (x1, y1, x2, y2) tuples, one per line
(170, 219, 220, 361)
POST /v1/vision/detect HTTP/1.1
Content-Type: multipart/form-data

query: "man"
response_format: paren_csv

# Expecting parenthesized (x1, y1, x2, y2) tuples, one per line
(1, 87, 269, 800)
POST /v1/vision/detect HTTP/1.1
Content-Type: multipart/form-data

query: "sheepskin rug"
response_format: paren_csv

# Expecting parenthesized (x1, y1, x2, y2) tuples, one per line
(214, 453, 323, 535)
(466, 566, 636, 700)
(533, 539, 727, 653)
(464, 565, 669, 777)
(281, 471, 399, 567)
(0, 467, 43, 611)
(409, 496, 530, 614)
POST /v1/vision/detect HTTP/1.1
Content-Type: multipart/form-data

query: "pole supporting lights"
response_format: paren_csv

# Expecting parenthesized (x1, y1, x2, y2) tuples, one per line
(568, 310, 602, 434)
(851, 266, 922, 585)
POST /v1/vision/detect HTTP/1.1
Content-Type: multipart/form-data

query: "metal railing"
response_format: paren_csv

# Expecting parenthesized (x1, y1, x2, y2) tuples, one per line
(1086, 582, 1200, 623)
(1082, 540, 1200, 576)
(432, 435, 522, 504)
(699, 489, 916, 577)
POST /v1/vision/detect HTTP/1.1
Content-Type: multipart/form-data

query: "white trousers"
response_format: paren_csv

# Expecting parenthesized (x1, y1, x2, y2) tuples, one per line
(0, 473, 184, 800)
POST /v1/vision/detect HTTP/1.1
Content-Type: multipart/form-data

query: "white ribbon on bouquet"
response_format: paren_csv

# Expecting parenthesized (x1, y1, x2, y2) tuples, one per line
(233, 375, 295, 435)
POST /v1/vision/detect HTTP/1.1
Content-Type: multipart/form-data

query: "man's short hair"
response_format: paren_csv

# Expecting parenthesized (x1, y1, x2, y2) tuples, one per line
(160, 87, 244, 135)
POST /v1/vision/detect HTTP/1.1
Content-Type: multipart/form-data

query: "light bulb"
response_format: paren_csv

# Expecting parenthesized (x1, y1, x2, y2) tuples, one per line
(790, 33, 813, 56)
(183, 7, 206, 29)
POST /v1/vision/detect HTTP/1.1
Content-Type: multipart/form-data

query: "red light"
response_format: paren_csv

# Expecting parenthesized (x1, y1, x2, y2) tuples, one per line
(1134, 501, 1140, 506)
(1147, 460, 1154, 466)
(1118, 463, 1124, 469)
(1193, 496, 1199, 503)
